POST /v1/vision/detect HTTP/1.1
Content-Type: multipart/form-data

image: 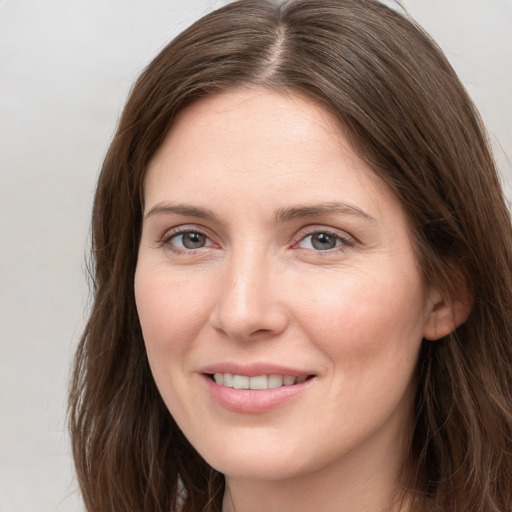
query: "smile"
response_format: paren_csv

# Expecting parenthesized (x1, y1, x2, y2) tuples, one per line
(204, 371, 315, 413)
(212, 373, 309, 390)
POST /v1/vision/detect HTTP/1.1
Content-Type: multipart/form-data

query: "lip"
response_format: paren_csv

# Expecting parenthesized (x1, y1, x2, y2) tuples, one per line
(200, 362, 313, 378)
(199, 362, 316, 414)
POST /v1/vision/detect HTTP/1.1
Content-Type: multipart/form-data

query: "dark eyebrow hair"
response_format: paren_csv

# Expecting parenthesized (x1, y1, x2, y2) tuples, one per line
(145, 203, 222, 223)
(274, 202, 376, 223)
(145, 201, 376, 225)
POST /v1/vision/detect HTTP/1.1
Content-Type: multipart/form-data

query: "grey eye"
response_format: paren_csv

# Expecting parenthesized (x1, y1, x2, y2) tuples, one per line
(176, 232, 207, 249)
(310, 232, 338, 250)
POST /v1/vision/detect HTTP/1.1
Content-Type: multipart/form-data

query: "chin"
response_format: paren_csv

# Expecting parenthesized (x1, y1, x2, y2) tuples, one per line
(194, 434, 328, 482)
(209, 455, 308, 482)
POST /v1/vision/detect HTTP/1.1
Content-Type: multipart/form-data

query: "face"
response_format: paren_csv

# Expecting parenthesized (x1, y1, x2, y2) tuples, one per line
(135, 88, 437, 483)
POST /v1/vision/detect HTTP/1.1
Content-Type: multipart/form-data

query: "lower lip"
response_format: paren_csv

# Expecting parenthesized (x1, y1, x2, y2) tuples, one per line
(202, 374, 314, 414)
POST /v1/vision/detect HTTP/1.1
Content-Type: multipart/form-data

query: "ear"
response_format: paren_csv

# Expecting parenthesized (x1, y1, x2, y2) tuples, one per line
(423, 285, 473, 341)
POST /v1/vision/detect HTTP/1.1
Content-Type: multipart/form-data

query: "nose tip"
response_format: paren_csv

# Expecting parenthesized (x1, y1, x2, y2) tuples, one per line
(209, 261, 288, 342)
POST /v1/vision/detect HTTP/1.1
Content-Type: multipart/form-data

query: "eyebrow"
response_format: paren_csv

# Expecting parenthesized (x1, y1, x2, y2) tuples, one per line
(145, 201, 376, 224)
(145, 203, 222, 223)
(274, 202, 376, 223)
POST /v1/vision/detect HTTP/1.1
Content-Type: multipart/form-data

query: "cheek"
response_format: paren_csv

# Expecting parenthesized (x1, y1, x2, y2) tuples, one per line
(293, 266, 427, 379)
(287, 269, 426, 454)
(134, 265, 216, 419)
(134, 266, 212, 360)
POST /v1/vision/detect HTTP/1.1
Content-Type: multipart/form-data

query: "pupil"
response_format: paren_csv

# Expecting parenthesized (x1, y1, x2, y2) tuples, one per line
(312, 233, 336, 250)
(183, 232, 206, 249)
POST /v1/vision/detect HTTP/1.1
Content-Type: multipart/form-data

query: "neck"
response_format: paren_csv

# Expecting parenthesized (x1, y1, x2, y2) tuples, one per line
(221, 414, 412, 512)
(223, 474, 409, 512)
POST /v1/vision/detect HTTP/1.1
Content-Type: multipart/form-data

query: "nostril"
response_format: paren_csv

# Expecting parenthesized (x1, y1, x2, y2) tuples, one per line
(249, 328, 273, 336)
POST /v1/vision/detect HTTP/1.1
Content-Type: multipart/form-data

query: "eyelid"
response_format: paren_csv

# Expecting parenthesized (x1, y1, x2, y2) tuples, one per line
(292, 225, 357, 251)
(156, 223, 357, 255)
(159, 224, 218, 250)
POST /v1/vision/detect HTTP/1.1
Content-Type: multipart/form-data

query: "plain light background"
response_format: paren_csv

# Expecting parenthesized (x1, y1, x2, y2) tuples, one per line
(0, 1, 510, 511)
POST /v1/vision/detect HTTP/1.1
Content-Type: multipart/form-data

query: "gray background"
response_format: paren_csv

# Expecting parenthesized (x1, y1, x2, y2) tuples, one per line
(1, 1, 511, 510)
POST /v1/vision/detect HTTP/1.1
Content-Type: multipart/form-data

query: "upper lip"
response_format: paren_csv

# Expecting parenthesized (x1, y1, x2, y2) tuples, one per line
(200, 362, 314, 378)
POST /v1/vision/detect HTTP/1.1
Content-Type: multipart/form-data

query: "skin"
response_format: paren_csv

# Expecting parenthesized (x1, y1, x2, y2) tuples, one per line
(134, 88, 455, 512)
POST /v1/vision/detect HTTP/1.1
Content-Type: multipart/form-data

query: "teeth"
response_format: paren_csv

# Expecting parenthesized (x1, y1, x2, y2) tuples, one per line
(233, 375, 250, 389)
(267, 374, 283, 388)
(212, 373, 309, 390)
(283, 375, 296, 386)
(249, 375, 267, 390)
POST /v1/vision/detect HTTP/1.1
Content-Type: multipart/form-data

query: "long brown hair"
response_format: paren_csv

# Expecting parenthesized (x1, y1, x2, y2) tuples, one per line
(69, 1, 512, 510)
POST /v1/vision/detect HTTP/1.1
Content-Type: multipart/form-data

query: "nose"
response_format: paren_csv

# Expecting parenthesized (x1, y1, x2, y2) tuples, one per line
(209, 249, 289, 342)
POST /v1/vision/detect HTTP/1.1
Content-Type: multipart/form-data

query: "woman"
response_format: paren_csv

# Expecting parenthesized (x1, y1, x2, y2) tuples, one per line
(69, 1, 512, 511)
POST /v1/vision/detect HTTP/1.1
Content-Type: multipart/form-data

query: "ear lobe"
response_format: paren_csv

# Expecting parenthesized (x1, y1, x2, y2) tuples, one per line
(423, 292, 473, 341)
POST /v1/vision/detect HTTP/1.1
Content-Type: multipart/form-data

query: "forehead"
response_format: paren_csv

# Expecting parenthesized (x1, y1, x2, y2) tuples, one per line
(169, 87, 343, 143)
(144, 87, 400, 225)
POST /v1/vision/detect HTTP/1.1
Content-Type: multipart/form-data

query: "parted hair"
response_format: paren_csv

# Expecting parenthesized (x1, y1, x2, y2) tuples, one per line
(69, 1, 512, 511)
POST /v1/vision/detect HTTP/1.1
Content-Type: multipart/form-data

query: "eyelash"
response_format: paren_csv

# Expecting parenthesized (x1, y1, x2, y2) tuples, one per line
(159, 226, 356, 255)
(294, 228, 356, 254)
(159, 227, 215, 255)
